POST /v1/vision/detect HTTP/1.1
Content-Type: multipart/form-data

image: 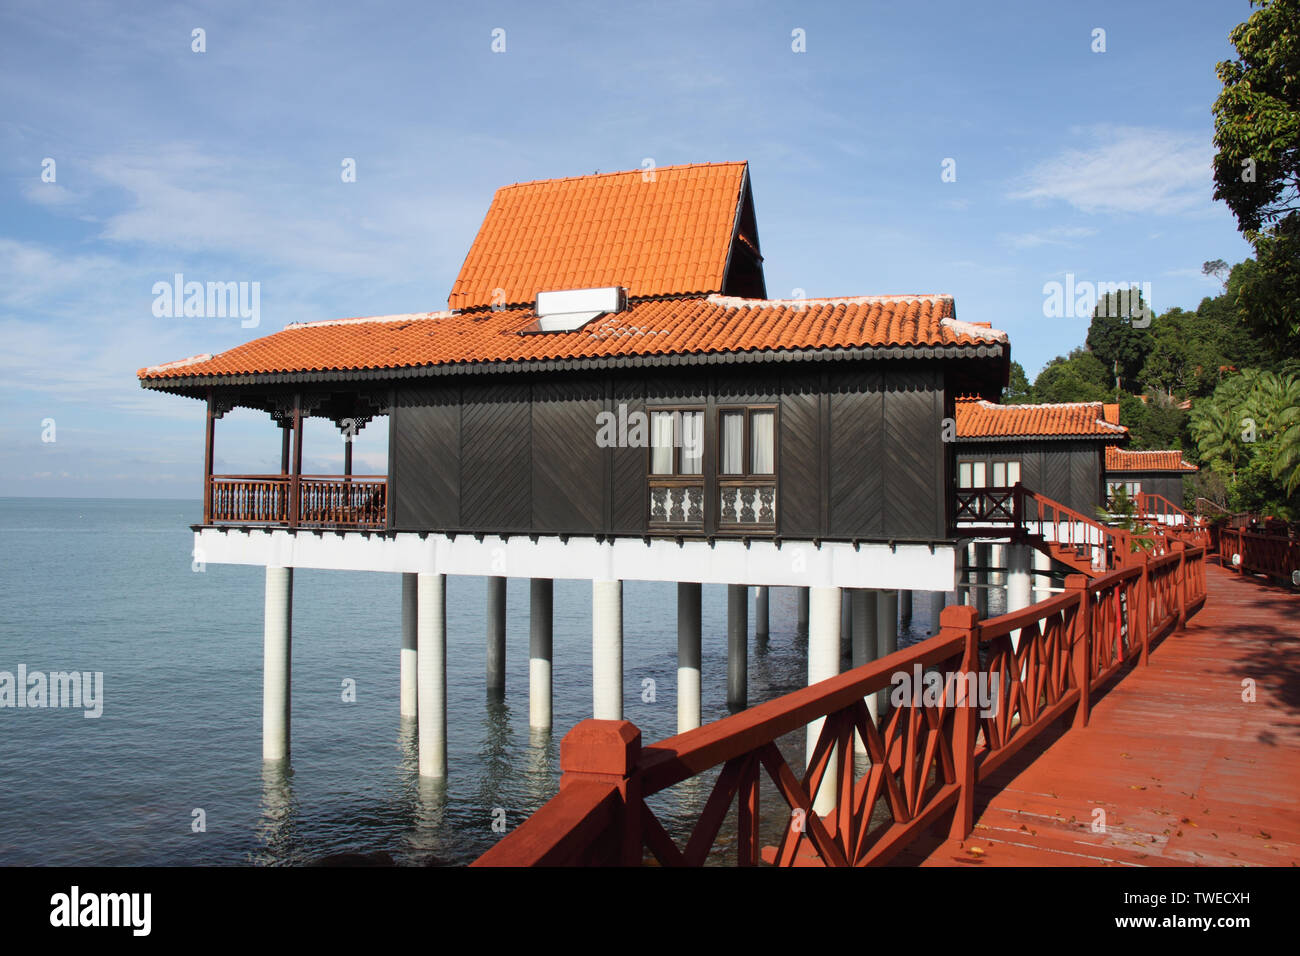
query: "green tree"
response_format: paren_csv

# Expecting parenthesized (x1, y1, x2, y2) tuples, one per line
(1032, 348, 1112, 404)
(1212, 0, 1300, 350)
(1086, 295, 1152, 391)
(1003, 361, 1032, 403)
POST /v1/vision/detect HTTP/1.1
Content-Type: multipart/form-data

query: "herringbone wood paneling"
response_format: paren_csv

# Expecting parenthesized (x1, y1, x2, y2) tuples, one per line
(828, 370, 884, 537)
(883, 371, 942, 538)
(1069, 445, 1101, 513)
(611, 379, 646, 533)
(532, 380, 604, 532)
(392, 387, 459, 528)
(461, 382, 531, 529)
(779, 374, 820, 536)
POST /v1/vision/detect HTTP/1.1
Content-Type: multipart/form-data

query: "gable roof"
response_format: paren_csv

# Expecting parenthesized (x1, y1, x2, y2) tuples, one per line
(1105, 447, 1198, 473)
(448, 162, 754, 311)
(955, 398, 1129, 441)
(138, 294, 1008, 386)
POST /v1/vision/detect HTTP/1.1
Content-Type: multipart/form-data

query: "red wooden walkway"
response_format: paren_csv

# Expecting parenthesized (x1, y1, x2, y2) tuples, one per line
(903, 561, 1300, 867)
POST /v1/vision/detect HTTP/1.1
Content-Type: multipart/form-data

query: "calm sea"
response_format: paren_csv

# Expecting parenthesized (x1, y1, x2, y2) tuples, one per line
(0, 497, 963, 866)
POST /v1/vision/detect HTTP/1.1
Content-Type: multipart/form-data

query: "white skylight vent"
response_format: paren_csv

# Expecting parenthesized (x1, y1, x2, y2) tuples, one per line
(527, 287, 627, 333)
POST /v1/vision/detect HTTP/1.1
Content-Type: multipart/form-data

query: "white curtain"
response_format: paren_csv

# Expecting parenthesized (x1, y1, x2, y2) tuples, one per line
(679, 411, 703, 475)
(750, 411, 774, 474)
(721, 411, 744, 475)
(972, 461, 987, 487)
(958, 462, 972, 489)
(1007, 460, 1021, 486)
(992, 461, 1006, 487)
(650, 411, 674, 475)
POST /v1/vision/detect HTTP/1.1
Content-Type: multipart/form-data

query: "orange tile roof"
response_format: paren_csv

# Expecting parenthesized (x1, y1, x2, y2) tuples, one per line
(448, 162, 750, 311)
(955, 398, 1128, 440)
(139, 294, 1007, 382)
(1105, 446, 1198, 472)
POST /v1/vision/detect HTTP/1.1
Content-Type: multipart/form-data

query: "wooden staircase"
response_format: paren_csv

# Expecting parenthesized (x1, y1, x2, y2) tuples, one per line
(954, 484, 1169, 578)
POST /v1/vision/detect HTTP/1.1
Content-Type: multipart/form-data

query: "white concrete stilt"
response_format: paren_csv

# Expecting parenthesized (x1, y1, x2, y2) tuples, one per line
(592, 579, 623, 720)
(529, 578, 553, 731)
(807, 587, 841, 816)
(840, 590, 852, 657)
(677, 582, 702, 733)
(486, 576, 506, 695)
(417, 573, 447, 778)
(875, 589, 899, 718)
(928, 590, 947, 636)
(1033, 549, 1052, 604)
(1006, 544, 1033, 651)
(956, 544, 968, 606)
(400, 573, 418, 718)
(851, 589, 878, 754)
(727, 584, 748, 709)
(975, 543, 990, 618)
(262, 565, 293, 762)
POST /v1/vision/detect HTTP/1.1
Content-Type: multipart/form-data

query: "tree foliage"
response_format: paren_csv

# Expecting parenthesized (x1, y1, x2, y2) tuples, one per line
(1212, 0, 1300, 350)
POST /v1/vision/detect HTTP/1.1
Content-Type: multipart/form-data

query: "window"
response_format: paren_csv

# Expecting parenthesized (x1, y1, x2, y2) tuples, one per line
(1108, 480, 1140, 499)
(648, 407, 704, 530)
(717, 406, 777, 529)
(649, 409, 703, 476)
(717, 407, 776, 477)
(959, 458, 1019, 488)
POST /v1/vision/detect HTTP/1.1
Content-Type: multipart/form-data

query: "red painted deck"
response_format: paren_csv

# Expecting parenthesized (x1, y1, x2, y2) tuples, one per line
(904, 561, 1300, 867)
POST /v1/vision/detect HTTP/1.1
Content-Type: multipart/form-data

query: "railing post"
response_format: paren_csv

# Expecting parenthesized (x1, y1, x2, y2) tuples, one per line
(1175, 544, 1187, 631)
(560, 719, 642, 866)
(1138, 559, 1151, 666)
(203, 391, 215, 525)
(944, 605, 980, 842)
(289, 394, 302, 529)
(1065, 574, 1092, 728)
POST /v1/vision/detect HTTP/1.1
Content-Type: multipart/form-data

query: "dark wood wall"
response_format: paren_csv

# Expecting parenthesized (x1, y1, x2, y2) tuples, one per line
(957, 440, 1105, 515)
(388, 361, 952, 540)
(1106, 471, 1186, 507)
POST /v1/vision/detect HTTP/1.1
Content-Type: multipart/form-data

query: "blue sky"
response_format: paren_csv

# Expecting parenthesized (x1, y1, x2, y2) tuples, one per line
(1, 0, 1257, 498)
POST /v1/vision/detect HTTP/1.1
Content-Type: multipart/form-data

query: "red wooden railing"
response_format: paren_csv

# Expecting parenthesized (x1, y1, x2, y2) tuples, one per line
(1133, 493, 1211, 549)
(475, 544, 1207, 867)
(206, 475, 387, 529)
(953, 485, 1166, 574)
(1219, 527, 1300, 584)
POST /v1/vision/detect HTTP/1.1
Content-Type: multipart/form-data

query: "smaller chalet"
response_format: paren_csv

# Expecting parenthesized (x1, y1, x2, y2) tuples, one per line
(1104, 447, 1199, 508)
(953, 398, 1128, 515)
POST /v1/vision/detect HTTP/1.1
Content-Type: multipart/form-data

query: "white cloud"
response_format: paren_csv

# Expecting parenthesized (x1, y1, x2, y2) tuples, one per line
(1008, 127, 1214, 215)
(999, 226, 1098, 250)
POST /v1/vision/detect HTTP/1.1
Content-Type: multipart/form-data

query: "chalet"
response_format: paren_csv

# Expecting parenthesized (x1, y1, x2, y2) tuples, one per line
(1104, 447, 1199, 509)
(952, 398, 1128, 515)
(137, 161, 1014, 777)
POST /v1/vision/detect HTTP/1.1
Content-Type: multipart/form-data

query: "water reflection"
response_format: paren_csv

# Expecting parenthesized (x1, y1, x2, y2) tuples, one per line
(253, 760, 296, 864)
(407, 775, 450, 865)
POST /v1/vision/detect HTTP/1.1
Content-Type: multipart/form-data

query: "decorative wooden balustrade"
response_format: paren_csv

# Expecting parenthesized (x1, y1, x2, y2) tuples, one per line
(1133, 492, 1211, 549)
(952, 486, 1016, 526)
(648, 479, 705, 531)
(474, 543, 1207, 867)
(954, 484, 1165, 575)
(1219, 526, 1300, 585)
(206, 475, 387, 529)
